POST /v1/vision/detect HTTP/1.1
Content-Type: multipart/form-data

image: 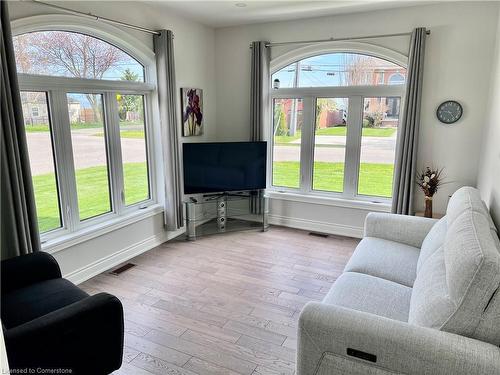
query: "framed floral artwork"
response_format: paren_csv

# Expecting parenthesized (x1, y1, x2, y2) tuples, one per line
(181, 88, 203, 136)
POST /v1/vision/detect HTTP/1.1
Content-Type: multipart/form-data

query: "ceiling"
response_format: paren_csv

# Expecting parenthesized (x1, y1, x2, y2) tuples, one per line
(144, 0, 430, 28)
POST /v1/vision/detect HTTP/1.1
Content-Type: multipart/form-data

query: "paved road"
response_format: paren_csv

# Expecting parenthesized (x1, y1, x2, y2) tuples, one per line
(276, 135, 397, 163)
(26, 130, 396, 176)
(26, 130, 147, 175)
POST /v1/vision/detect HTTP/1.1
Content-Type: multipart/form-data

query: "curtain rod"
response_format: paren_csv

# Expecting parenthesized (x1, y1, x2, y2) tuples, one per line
(31, 0, 161, 35)
(252, 30, 431, 48)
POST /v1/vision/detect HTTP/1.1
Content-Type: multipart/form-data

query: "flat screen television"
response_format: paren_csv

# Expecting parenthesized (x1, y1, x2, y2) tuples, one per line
(183, 141, 267, 194)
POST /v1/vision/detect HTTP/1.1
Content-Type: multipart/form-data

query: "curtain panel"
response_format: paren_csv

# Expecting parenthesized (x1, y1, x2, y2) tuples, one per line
(250, 41, 270, 213)
(392, 28, 427, 215)
(1, 1, 41, 259)
(250, 41, 270, 141)
(154, 30, 183, 231)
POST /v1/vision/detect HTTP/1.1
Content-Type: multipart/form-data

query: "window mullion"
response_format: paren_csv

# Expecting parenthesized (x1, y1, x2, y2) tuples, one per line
(49, 90, 80, 232)
(343, 96, 363, 199)
(299, 97, 314, 193)
(104, 92, 125, 215)
(143, 94, 156, 203)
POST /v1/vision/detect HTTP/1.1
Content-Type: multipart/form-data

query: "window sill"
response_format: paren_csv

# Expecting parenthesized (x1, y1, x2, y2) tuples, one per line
(42, 204, 164, 254)
(266, 191, 391, 212)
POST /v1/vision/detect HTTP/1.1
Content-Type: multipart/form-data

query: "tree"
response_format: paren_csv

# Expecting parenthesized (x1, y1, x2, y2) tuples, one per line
(364, 100, 388, 128)
(121, 68, 139, 82)
(12, 34, 34, 73)
(14, 31, 131, 123)
(117, 69, 142, 122)
(274, 104, 288, 136)
(316, 98, 338, 129)
(340, 54, 378, 86)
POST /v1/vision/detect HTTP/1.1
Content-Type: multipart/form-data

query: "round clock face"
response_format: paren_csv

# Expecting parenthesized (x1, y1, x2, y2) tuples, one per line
(436, 100, 463, 124)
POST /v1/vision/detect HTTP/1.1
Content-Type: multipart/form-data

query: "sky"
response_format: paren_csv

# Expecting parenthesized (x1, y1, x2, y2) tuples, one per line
(272, 52, 404, 88)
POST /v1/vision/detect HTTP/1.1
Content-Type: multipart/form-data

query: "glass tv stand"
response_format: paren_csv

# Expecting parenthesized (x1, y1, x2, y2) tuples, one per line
(184, 191, 269, 241)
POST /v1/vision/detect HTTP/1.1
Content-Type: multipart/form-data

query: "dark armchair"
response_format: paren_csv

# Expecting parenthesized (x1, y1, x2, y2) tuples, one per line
(1, 251, 124, 374)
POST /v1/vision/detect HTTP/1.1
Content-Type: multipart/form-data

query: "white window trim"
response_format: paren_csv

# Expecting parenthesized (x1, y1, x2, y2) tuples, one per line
(266, 191, 391, 212)
(12, 15, 164, 250)
(267, 42, 408, 206)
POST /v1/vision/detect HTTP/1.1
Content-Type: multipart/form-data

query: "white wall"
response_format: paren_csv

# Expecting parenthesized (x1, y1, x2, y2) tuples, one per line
(478, 6, 500, 231)
(215, 2, 499, 235)
(8, 0, 216, 281)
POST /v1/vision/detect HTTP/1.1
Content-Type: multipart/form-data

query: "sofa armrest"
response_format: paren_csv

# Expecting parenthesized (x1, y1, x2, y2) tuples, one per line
(4, 293, 124, 373)
(364, 212, 438, 248)
(297, 302, 500, 375)
(1, 252, 62, 294)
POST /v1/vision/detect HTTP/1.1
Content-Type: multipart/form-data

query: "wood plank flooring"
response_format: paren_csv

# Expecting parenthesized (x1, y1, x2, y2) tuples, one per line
(80, 226, 358, 375)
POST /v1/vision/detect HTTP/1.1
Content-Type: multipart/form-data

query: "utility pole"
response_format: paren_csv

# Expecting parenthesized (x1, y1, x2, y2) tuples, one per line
(289, 60, 300, 136)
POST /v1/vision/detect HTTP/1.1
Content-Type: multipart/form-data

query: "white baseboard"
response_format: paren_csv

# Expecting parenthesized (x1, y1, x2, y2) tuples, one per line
(268, 214, 363, 238)
(64, 228, 184, 285)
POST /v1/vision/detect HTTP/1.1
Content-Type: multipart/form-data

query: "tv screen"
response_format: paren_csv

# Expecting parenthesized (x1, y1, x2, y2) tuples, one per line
(183, 141, 267, 194)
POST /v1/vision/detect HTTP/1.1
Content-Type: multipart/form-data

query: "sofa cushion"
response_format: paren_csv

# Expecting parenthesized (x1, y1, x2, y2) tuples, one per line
(483, 201, 498, 233)
(2, 278, 89, 329)
(446, 186, 492, 228)
(323, 272, 412, 322)
(408, 248, 455, 328)
(444, 211, 500, 340)
(409, 209, 500, 345)
(417, 217, 447, 273)
(343, 237, 420, 287)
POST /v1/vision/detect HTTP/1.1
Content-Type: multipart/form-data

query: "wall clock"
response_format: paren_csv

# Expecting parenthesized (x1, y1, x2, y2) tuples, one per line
(436, 100, 463, 124)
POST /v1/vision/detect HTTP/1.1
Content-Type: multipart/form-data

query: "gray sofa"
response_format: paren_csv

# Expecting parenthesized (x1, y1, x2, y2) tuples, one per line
(297, 187, 500, 375)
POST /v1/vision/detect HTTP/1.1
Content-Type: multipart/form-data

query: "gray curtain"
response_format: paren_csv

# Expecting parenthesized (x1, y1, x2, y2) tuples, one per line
(250, 41, 270, 141)
(250, 41, 270, 213)
(392, 28, 427, 215)
(1, 1, 41, 259)
(154, 30, 183, 230)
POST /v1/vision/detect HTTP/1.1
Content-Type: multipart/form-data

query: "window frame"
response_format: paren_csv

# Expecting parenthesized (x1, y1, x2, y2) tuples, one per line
(268, 43, 407, 204)
(13, 16, 160, 246)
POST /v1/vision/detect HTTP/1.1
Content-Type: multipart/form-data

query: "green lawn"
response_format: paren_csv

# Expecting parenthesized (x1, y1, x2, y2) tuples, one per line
(25, 123, 103, 132)
(25, 122, 144, 133)
(274, 127, 396, 144)
(316, 126, 396, 137)
(274, 134, 301, 144)
(272, 161, 394, 198)
(93, 130, 145, 139)
(32, 170, 62, 232)
(33, 160, 391, 233)
(32, 162, 149, 232)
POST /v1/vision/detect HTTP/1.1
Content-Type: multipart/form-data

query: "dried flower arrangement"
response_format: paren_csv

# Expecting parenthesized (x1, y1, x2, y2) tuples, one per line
(416, 167, 445, 218)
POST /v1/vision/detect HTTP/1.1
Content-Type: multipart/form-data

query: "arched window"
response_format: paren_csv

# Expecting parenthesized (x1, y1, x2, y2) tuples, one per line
(12, 21, 156, 241)
(272, 52, 405, 88)
(388, 73, 405, 85)
(270, 50, 406, 201)
(14, 30, 145, 81)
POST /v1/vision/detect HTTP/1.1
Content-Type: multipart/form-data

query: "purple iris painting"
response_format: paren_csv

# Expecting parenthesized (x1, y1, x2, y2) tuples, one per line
(182, 88, 203, 136)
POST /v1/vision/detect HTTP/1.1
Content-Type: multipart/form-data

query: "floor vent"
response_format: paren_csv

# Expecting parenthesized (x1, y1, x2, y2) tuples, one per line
(309, 232, 329, 238)
(110, 263, 136, 276)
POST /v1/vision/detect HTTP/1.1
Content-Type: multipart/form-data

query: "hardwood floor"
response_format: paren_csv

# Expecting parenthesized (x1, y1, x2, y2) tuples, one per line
(80, 226, 358, 375)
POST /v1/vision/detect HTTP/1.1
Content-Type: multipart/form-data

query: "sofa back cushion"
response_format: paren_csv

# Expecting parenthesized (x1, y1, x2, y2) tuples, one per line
(417, 217, 447, 273)
(409, 187, 500, 345)
(446, 187, 488, 225)
(408, 248, 456, 328)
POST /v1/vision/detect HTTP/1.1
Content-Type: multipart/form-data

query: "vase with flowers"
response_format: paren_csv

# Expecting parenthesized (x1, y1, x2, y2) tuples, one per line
(416, 167, 444, 218)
